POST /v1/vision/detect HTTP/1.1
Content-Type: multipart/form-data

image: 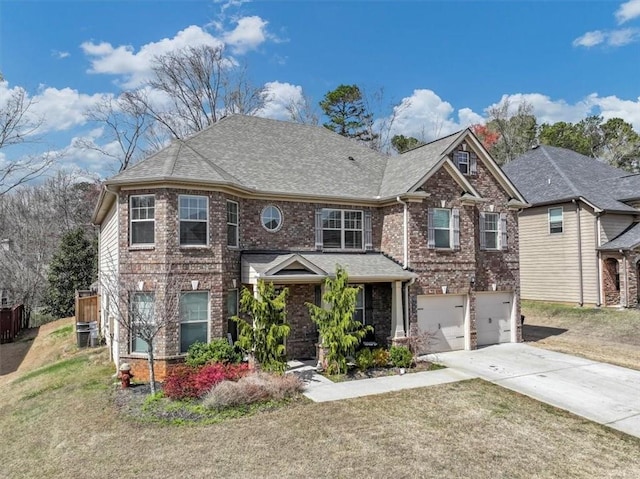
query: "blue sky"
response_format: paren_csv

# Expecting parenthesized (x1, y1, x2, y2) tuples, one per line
(1, 0, 640, 178)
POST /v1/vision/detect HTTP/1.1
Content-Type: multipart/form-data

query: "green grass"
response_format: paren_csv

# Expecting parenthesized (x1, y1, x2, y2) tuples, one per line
(13, 356, 87, 383)
(50, 324, 74, 338)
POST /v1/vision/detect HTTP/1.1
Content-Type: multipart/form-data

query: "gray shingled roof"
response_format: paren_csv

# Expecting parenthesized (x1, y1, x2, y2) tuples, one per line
(503, 145, 638, 213)
(599, 222, 640, 250)
(109, 115, 389, 199)
(242, 252, 416, 281)
(107, 115, 474, 201)
(378, 130, 465, 197)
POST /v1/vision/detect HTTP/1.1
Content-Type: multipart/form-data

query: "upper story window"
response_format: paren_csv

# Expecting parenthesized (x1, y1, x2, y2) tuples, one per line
(130, 292, 154, 354)
(179, 195, 208, 246)
(549, 207, 563, 234)
(261, 205, 282, 232)
(227, 200, 239, 247)
(480, 211, 508, 250)
(428, 208, 460, 249)
(1, 289, 9, 307)
(179, 291, 209, 353)
(321, 209, 363, 249)
(453, 150, 477, 175)
(130, 195, 155, 246)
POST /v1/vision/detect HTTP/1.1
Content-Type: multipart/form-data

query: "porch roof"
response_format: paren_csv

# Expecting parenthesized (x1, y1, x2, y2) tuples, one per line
(241, 252, 417, 284)
(599, 222, 640, 251)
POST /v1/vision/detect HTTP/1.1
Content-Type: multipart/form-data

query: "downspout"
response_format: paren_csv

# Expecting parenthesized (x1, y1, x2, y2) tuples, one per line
(596, 214, 602, 306)
(573, 199, 584, 306)
(396, 196, 408, 269)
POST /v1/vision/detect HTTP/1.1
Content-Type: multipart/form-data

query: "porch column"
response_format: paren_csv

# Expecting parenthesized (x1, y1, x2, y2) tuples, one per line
(391, 281, 405, 339)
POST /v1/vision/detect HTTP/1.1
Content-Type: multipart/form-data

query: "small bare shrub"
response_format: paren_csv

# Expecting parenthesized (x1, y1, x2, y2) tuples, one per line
(203, 372, 304, 409)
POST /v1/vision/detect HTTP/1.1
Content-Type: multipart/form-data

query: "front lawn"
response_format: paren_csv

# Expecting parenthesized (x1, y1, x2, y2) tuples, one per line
(522, 300, 640, 370)
(2, 319, 640, 478)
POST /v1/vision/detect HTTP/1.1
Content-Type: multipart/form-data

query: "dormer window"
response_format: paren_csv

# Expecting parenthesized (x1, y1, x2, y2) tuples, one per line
(454, 150, 477, 176)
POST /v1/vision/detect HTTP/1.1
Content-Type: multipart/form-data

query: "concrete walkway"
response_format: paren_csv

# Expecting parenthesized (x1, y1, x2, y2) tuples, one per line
(287, 360, 476, 403)
(426, 343, 640, 439)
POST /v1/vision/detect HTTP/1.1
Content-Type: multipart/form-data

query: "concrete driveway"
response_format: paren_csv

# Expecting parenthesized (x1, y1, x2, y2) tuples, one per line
(427, 343, 640, 439)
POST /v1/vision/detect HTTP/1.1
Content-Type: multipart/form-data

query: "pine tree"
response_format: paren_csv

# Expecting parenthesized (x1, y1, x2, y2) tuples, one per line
(319, 84, 377, 144)
(44, 227, 97, 319)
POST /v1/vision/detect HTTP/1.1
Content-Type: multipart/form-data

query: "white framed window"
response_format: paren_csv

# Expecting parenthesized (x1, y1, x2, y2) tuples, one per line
(321, 209, 363, 249)
(179, 195, 208, 246)
(179, 291, 209, 353)
(480, 211, 508, 251)
(130, 195, 155, 246)
(130, 292, 154, 354)
(549, 207, 563, 234)
(1, 289, 9, 307)
(261, 205, 283, 232)
(428, 208, 460, 249)
(454, 150, 477, 175)
(227, 200, 239, 247)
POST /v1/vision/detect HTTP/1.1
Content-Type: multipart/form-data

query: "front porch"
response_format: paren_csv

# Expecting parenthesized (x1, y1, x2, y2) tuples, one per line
(241, 252, 417, 359)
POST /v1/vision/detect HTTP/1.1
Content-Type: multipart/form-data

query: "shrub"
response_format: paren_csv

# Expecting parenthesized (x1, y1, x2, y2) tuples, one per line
(163, 363, 250, 400)
(389, 346, 413, 369)
(185, 339, 242, 367)
(355, 348, 374, 370)
(203, 372, 304, 410)
(372, 348, 390, 368)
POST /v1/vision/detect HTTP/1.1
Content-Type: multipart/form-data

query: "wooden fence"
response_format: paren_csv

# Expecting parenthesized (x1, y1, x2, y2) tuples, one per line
(75, 291, 99, 324)
(0, 304, 26, 343)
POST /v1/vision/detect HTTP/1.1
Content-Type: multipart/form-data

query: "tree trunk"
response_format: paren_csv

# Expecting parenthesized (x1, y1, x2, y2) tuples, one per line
(147, 344, 156, 395)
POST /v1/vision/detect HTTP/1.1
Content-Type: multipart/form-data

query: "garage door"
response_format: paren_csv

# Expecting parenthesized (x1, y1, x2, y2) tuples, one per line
(417, 295, 466, 353)
(476, 292, 513, 346)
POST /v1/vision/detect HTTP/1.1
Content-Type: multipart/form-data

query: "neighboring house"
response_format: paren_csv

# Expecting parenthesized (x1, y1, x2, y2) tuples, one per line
(92, 115, 528, 378)
(503, 144, 640, 308)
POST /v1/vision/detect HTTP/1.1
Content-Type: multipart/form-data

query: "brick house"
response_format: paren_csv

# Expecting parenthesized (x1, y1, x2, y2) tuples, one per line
(504, 145, 640, 308)
(92, 115, 527, 378)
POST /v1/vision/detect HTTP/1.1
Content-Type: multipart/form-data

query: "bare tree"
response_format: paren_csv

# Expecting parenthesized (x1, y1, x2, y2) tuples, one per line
(486, 99, 538, 164)
(129, 45, 265, 140)
(0, 85, 54, 195)
(0, 172, 99, 322)
(286, 90, 320, 126)
(100, 260, 186, 394)
(80, 95, 153, 172)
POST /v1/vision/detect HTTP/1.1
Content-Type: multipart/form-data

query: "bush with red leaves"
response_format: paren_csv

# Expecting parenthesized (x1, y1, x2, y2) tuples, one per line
(163, 362, 250, 400)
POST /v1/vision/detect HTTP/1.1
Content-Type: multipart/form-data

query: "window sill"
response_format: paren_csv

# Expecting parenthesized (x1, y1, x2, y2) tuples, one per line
(321, 248, 366, 253)
(179, 244, 210, 249)
(128, 245, 155, 251)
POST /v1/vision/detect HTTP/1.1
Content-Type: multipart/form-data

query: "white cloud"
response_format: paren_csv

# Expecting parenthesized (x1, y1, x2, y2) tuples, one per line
(485, 93, 592, 125)
(81, 26, 224, 88)
(573, 30, 605, 47)
(0, 81, 108, 137)
(588, 93, 640, 127)
(616, 0, 640, 23)
(256, 81, 304, 120)
(608, 28, 640, 46)
(386, 89, 482, 141)
(223, 16, 269, 54)
(81, 17, 274, 87)
(51, 50, 70, 59)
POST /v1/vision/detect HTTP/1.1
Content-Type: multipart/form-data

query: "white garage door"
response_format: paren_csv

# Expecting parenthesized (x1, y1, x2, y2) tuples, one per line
(476, 292, 513, 346)
(417, 295, 466, 353)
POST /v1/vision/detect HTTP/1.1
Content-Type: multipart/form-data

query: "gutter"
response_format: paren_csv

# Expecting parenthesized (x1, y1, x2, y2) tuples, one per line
(403, 276, 416, 337)
(396, 196, 408, 269)
(573, 199, 584, 306)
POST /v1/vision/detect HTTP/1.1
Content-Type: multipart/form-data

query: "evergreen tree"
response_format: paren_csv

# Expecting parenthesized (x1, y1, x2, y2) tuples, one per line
(319, 84, 377, 144)
(232, 281, 290, 373)
(306, 266, 371, 374)
(391, 134, 424, 153)
(44, 227, 97, 319)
